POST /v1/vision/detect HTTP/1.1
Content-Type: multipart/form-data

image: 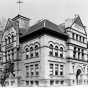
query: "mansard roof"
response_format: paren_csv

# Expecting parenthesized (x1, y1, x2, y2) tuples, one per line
(20, 19, 68, 42)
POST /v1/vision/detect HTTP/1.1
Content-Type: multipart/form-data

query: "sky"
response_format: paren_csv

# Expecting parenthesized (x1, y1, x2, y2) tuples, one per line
(0, 0, 88, 27)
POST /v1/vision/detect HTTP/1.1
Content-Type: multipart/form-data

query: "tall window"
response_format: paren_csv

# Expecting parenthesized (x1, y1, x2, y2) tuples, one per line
(30, 81, 33, 86)
(8, 50, 10, 61)
(35, 81, 39, 86)
(0, 44, 1, 52)
(5, 52, 7, 62)
(26, 54, 29, 59)
(50, 80, 54, 85)
(0, 57, 2, 62)
(26, 81, 29, 85)
(60, 65, 64, 76)
(26, 72, 29, 78)
(83, 37, 85, 43)
(12, 35, 14, 42)
(25, 48, 29, 59)
(82, 49, 84, 59)
(30, 46, 33, 58)
(55, 64, 59, 76)
(30, 65, 34, 76)
(78, 48, 80, 59)
(55, 45, 58, 57)
(60, 47, 63, 58)
(49, 44, 53, 56)
(49, 64, 53, 75)
(12, 49, 14, 60)
(73, 47, 76, 59)
(8, 37, 11, 44)
(76, 34, 78, 40)
(25, 48, 29, 52)
(25, 66, 29, 78)
(87, 66, 88, 73)
(79, 36, 81, 42)
(35, 64, 39, 76)
(5, 38, 7, 45)
(72, 33, 75, 39)
(35, 45, 39, 57)
(26, 66, 29, 71)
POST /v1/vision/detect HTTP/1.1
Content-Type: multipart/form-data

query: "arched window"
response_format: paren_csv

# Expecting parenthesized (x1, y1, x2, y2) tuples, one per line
(49, 44, 53, 56)
(60, 47, 63, 58)
(35, 44, 39, 57)
(49, 44, 53, 49)
(60, 47, 63, 52)
(55, 45, 58, 57)
(24, 45, 29, 59)
(35, 45, 39, 50)
(55, 46, 58, 50)
(30, 46, 33, 58)
(12, 34, 14, 42)
(25, 48, 29, 59)
(30, 47, 33, 51)
(5, 38, 7, 45)
(8, 36, 11, 44)
(25, 48, 29, 52)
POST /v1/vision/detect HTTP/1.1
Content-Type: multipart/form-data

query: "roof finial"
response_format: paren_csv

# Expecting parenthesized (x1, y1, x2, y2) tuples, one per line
(74, 14, 79, 18)
(16, 0, 24, 14)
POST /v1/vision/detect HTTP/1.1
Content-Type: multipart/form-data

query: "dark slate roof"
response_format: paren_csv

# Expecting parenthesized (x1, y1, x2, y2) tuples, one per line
(58, 23, 66, 33)
(20, 19, 68, 38)
(73, 15, 85, 28)
(12, 14, 30, 21)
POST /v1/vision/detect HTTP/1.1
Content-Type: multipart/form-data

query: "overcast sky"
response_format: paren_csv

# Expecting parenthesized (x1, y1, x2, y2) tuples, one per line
(0, 0, 88, 27)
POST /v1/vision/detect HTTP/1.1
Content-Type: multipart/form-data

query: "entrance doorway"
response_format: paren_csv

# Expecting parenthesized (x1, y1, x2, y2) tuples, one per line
(76, 69, 81, 84)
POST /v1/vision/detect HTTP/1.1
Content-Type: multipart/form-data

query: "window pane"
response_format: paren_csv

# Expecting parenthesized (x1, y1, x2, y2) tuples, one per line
(49, 44, 53, 49)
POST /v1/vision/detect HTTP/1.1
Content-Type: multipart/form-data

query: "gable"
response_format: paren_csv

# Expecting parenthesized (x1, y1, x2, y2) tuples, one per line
(2, 19, 17, 43)
(72, 23, 86, 34)
(71, 15, 86, 35)
(74, 15, 84, 28)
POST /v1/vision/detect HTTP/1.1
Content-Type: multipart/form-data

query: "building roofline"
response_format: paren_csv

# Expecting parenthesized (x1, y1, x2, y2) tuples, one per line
(20, 19, 68, 38)
(12, 14, 30, 21)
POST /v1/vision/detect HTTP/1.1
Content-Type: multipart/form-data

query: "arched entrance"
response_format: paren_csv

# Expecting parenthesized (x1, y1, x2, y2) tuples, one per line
(76, 69, 81, 84)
